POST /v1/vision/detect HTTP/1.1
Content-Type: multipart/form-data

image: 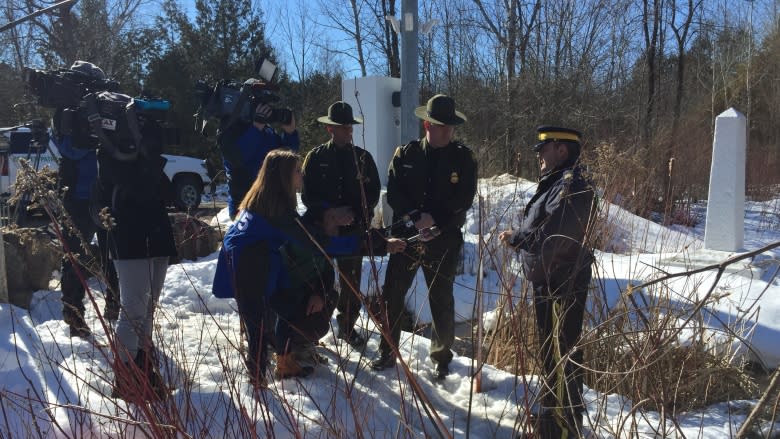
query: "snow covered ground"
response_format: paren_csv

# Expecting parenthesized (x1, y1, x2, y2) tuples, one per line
(1, 175, 779, 438)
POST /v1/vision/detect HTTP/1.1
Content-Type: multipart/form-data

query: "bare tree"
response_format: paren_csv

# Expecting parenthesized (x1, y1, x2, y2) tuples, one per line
(641, 0, 665, 144)
(379, 0, 400, 76)
(471, 0, 542, 172)
(669, 0, 701, 134)
(272, 0, 322, 81)
(317, 0, 368, 77)
(663, 0, 702, 213)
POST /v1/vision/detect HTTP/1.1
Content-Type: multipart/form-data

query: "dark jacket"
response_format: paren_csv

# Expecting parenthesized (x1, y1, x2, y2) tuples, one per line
(509, 165, 595, 285)
(301, 140, 381, 228)
(386, 138, 477, 238)
(94, 124, 177, 260)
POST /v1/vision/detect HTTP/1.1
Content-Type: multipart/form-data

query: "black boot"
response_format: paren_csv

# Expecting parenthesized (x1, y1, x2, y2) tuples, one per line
(134, 349, 168, 399)
(433, 361, 450, 380)
(112, 359, 149, 402)
(103, 302, 119, 323)
(337, 329, 367, 349)
(370, 352, 395, 371)
(64, 312, 91, 338)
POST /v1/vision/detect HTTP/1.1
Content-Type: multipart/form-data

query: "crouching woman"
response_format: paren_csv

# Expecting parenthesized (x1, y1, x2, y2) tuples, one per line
(212, 150, 404, 387)
(272, 207, 405, 378)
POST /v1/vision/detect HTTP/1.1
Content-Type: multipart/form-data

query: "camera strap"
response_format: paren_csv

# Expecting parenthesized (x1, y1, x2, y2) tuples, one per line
(123, 103, 145, 157)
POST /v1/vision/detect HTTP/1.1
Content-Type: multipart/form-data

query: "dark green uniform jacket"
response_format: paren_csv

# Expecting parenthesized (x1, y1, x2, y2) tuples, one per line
(301, 140, 381, 227)
(386, 138, 477, 237)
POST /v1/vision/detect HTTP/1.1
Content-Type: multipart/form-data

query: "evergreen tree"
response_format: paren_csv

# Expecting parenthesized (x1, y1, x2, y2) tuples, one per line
(144, 0, 276, 160)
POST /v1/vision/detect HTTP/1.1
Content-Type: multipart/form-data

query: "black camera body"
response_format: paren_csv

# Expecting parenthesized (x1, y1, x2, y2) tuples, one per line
(53, 92, 179, 155)
(24, 68, 120, 109)
(23, 66, 179, 155)
(194, 78, 292, 134)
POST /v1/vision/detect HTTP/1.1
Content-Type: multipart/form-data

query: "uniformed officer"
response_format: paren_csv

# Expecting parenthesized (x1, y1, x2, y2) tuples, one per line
(301, 101, 381, 348)
(370, 94, 478, 380)
(499, 126, 596, 439)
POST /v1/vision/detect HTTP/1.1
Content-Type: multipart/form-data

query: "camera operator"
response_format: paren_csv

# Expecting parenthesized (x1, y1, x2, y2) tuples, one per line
(90, 93, 178, 401)
(218, 102, 298, 219)
(53, 61, 120, 338)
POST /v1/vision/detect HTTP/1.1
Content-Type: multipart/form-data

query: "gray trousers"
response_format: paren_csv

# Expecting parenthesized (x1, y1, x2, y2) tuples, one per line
(113, 257, 168, 363)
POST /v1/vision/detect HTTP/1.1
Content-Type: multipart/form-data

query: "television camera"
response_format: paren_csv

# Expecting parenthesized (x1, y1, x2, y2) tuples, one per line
(23, 66, 178, 158)
(193, 59, 293, 136)
(24, 67, 120, 109)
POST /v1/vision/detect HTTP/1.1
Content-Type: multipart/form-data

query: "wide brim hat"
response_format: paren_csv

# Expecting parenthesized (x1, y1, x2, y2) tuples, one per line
(414, 94, 467, 125)
(533, 125, 582, 152)
(317, 101, 363, 125)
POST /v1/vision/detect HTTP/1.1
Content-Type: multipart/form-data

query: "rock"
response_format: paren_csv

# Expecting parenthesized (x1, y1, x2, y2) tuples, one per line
(2, 227, 61, 309)
(168, 213, 223, 263)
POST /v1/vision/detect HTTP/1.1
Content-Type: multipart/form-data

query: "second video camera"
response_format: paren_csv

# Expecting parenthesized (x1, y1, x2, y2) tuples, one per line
(194, 59, 293, 133)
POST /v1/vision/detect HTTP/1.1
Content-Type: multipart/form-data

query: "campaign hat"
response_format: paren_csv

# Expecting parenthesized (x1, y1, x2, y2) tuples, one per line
(317, 101, 363, 125)
(414, 94, 467, 125)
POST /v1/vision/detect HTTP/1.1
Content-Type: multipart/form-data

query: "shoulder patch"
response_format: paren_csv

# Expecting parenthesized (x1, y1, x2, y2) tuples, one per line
(559, 170, 575, 197)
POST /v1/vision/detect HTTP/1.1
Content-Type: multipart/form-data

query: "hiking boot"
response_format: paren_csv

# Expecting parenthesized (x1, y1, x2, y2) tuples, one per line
(274, 353, 314, 380)
(66, 315, 91, 338)
(293, 342, 329, 367)
(103, 304, 119, 323)
(433, 362, 449, 380)
(245, 357, 269, 389)
(134, 349, 165, 396)
(337, 330, 367, 349)
(249, 370, 268, 390)
(112, 360, 139, 401)
(112, 354, 168, 402)
(370, 352, 395, 371)
(69, 324, 92, 338)
(112, 360, 158, 402)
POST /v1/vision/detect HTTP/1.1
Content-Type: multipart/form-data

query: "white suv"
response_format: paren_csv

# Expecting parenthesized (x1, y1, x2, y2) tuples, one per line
(161, 153, 212, 210)
(0, 127, 211, 210)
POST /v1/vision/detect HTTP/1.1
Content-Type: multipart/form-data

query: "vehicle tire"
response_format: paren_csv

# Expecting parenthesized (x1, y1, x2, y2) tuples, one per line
(172, 175, 202, 211)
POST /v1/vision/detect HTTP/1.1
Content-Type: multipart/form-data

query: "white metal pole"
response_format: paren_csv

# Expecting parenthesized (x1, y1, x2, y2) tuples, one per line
(400, 0, 419, 144)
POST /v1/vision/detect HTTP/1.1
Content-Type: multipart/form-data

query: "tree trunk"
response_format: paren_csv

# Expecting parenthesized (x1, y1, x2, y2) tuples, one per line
(350, 0, 368, 77)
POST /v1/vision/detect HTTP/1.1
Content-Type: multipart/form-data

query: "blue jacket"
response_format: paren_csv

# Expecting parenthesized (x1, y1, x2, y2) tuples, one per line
(212, 210, 290, 299)
(54, 135, 98, 201)
(222, 124, 299, 216)
(212, 209, 366, 299)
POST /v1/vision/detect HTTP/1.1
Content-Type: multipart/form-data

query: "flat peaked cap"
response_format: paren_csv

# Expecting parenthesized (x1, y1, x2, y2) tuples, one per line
(317, 101, 363, 125)
(533, 126, 582, 152)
